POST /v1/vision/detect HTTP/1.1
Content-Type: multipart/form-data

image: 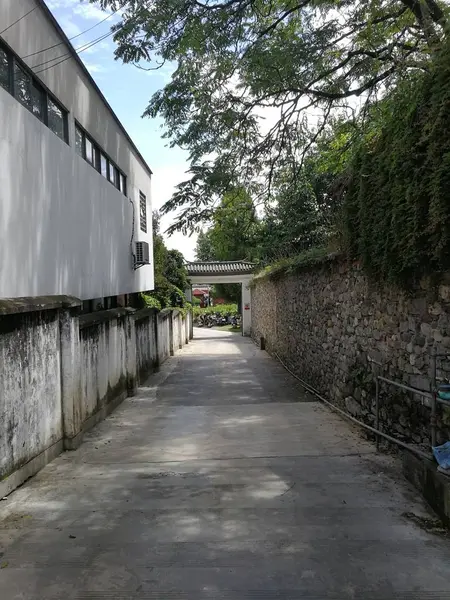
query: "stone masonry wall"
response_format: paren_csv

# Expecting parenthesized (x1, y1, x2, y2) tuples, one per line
(251, 257, 450, 447)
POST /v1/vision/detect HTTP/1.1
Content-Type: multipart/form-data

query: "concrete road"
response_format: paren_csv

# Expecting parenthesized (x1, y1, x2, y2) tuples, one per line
(1, 328, 450, 599)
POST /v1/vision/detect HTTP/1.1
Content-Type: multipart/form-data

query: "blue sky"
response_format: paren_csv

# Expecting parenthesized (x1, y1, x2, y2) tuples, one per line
(44, 0, 197, 259)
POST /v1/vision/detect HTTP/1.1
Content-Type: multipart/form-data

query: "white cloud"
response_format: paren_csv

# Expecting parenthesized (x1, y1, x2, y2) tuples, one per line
(45, 0, 113, 20)
(57, 14, 83, 38)
(143, 63, 176, 84)
(83, 61, 107, 73)
(151, 164, 197, 261)
(74, 2, 113, 21)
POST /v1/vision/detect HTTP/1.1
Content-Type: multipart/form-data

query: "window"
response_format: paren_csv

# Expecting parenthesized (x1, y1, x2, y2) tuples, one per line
(113, 165, 120, 189)
(85, 137, 94, 165)
(120, 173, 127, 196)
(75, 126, 84, 157)
(48, 98, 66, 141)
(0, 47, 9, 91)
(0, 40, 68, 142)
(139, 191, 147, 233)
(100, 153, 108, 178)
(15, 64, 45, 120)
(74, 122, 128, 195)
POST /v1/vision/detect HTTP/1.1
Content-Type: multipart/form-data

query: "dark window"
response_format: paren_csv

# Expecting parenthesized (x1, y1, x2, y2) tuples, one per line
(139, 191, 147, 233)
(47, 98, 66, 141)
(0, 47, 10, 91)
(75, 126, 84, 156)
(100, 153, 108, 178)
(93, 146, 100, 170)
(15, 63, 45, 120)
(74, 122, 128, 195)
(0, 41, 68, 142)
(113, 165, 120, 189)
(85, 137, 94, 164)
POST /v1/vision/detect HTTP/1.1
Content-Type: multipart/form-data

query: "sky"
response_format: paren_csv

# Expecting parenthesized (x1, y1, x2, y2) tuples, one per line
(44, 0, 198, 260)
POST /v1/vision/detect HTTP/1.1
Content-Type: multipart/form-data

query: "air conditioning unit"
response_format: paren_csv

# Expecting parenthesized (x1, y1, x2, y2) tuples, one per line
(135, 241, 150, 267)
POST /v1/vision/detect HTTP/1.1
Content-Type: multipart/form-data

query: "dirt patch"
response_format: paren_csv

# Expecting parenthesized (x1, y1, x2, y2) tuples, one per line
(402, 511, 450, 537)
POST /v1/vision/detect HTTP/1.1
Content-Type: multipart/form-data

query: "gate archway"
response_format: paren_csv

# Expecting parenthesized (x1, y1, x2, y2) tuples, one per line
(185, 261, 256, 335)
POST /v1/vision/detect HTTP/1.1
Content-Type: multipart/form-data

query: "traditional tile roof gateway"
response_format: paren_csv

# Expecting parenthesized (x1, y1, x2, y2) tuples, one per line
(186, 261, 256, 276)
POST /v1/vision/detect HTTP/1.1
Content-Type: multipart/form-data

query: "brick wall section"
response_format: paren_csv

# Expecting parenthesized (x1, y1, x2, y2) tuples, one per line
(251, 257, 450, 446)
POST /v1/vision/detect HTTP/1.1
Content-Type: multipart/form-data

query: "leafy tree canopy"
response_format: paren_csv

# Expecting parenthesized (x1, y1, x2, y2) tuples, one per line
(144, 211, 189, 308)
(93, 0, 448, 232)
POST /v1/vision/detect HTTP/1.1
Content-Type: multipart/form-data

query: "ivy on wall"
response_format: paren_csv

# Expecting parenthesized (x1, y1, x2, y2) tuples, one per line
(343, 43, 450, 283)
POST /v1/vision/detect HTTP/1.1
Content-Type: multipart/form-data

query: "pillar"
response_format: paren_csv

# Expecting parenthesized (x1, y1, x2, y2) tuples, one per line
(59, 306, 82, 449)
(241, 280, 252, 336)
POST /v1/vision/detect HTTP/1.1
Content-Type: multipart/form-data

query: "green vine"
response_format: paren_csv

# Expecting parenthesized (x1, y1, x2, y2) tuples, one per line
(343, 43, 450, 283)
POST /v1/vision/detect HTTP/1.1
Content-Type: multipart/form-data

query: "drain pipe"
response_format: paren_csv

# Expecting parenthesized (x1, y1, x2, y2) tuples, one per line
(273, 352, 433, 462)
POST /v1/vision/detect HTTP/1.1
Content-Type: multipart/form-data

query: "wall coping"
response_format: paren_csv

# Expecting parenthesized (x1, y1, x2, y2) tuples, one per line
(0, 295, 81, 316)
(79, 307, 135, 329)
(251, 251, 344, 285)
(133, 307, 159, 322)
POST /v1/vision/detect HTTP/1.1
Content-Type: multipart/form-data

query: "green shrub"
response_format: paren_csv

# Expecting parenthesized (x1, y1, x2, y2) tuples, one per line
(193, 303, 239, 318)
(139, 293, 162, 311)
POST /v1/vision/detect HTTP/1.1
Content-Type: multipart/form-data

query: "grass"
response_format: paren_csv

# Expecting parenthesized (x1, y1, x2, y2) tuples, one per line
(252, 247, 340, 284)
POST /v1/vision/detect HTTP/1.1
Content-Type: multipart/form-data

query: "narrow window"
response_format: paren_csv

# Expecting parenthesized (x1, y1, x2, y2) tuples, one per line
(120, 173, 127, 196)
(14, 63, 31, 108)
(30, 81, 45, 120)
(113, 165, 120, 189)
(47, 97, 66, 141)
(100, 153, 108, 178)
(14, 63, 44, 120)
(85, 137, 94, 165)
(75, 126, 84, 157)
(0, 47, 10, 92)
(107, 160, 114, 183)
(139, 191, 147, 233)
(92, 145, 100, 170)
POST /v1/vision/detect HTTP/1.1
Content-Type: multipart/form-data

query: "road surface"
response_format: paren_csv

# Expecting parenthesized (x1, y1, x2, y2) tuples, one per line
(1, 328, 450, 599)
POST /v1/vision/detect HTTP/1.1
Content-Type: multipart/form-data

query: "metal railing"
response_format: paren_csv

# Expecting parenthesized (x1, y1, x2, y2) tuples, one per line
(275, 350, 450, 463)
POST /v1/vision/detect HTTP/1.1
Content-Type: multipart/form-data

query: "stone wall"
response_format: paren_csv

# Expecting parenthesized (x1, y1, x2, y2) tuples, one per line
(0, 297, 193, 497)
(251, 257, 450, 448)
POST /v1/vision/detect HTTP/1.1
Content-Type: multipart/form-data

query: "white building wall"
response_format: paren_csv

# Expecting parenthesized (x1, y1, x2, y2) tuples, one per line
(0, 0, 154, 299)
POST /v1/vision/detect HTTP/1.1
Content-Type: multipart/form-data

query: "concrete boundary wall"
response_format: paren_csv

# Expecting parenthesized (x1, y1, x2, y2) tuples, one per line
(0, 297, 193, 497)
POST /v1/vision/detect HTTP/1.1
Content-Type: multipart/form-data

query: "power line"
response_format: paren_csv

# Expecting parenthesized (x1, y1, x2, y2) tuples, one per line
(32, 3, 151, 77)
(0, 6, 38, 36)
(22, 7, 121, 59)
(32, 29, 115, 73)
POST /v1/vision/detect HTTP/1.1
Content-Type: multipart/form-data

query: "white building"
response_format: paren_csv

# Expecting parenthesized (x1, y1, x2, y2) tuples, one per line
(0, 0, 154, 308)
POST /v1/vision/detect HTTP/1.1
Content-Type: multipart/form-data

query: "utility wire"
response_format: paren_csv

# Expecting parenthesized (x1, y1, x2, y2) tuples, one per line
(32, 3, 151, 76)
(32, 29, 115, 73)
(22, 8, 120, 59)
(0, 6, 38, 36)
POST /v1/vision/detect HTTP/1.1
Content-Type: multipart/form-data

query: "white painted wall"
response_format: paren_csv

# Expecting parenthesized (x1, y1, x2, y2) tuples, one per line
(0, 310, 63, 481)
(0, 0, 154, 299)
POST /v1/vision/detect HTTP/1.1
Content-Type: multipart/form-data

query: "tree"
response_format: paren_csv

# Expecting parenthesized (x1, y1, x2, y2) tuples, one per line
(144, 211, 189, 308)
(260, 158, 336, 261)
(93, 0, 448, 232)
(195, 230, 216, 261)
(165, 249, 189, 291)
